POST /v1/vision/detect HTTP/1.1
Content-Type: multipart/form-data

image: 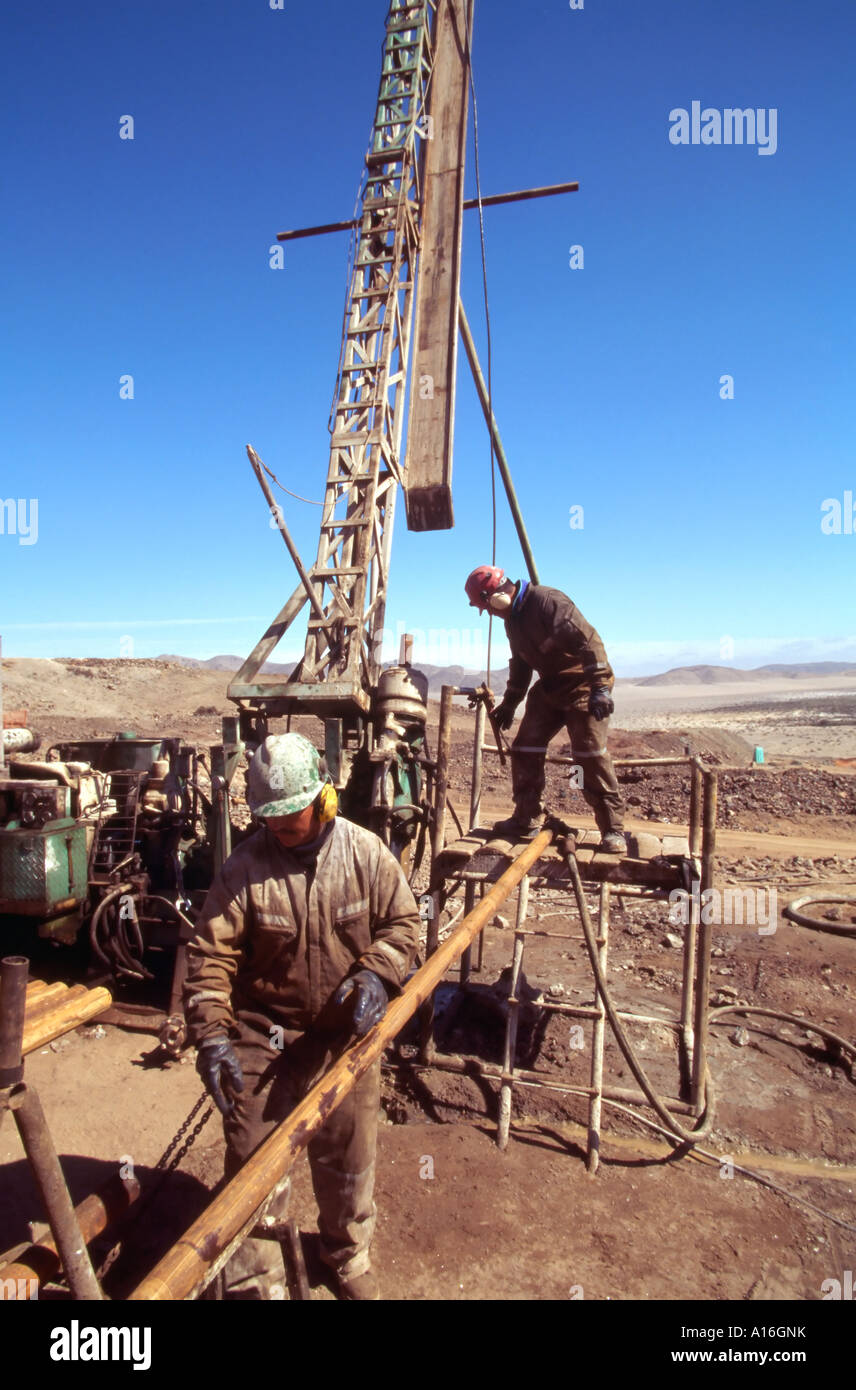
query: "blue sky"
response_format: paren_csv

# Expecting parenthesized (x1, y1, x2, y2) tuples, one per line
(1, 0, 854, 676)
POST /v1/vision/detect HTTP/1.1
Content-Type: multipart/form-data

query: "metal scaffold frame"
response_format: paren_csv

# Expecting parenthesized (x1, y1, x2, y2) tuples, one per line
(401, 687, 718, 1170)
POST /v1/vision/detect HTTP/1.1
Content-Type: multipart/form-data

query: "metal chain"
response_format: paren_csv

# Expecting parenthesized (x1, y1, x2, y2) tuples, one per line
(85, 1093, 216, 1289)
(119, 1091, 216, 1233)
(94, 1240, 123, 1283)
(153, 1092, 214, 1174)
(161, 1100, 216, 1173)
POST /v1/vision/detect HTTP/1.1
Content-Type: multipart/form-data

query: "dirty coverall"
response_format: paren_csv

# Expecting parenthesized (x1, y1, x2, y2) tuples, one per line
(183, 815, 420, 1295)
(503, 582, 624, 834)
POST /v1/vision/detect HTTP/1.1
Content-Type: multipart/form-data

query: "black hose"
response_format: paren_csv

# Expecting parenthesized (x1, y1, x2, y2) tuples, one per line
(709, 1005, 856, 1078)
(783, 895, 856, 938)
(560, 847, 716, 1144)
(88, 885, 152, 981)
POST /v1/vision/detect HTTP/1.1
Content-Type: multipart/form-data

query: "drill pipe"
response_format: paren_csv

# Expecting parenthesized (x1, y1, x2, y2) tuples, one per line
(0, 1173, 140, 1294)
(129, 827, 553, 1301)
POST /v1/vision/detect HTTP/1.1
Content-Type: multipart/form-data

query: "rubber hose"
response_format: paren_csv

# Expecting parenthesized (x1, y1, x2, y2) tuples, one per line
(89, 884, 151, 980)
(709, 1005, 856, 1074)
(783, 895, 856, 938)
(89, 883, 134, 967)
(561, 849, 716, 1144)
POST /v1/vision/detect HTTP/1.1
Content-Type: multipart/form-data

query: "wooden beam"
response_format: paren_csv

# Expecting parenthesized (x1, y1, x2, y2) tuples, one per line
(404, 0, 471, 532)
(22, 982, 112, 1056)
(226, 580, 307, 699)
(276, 182, 579, 242)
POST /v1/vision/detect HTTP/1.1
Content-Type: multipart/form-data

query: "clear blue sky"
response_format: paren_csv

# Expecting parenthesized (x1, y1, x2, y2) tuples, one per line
(2, 0, 854, 676)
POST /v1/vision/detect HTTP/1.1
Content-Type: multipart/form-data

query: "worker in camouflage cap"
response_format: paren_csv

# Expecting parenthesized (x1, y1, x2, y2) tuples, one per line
(246, 732, 329, 817)
(185, 731, 420, 1300)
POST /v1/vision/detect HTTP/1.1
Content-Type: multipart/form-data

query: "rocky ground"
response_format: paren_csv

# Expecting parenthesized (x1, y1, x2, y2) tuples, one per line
(618, 766, 856, 830)
(0, 659, 854, 1304)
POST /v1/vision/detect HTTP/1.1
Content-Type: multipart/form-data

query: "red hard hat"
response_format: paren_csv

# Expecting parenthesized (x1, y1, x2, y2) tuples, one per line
(465, 565, 505, 611)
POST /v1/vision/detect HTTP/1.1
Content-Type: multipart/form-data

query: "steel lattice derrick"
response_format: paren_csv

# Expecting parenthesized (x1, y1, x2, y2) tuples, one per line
(230, 1, 437, 722)
(303, 0, 435, 702)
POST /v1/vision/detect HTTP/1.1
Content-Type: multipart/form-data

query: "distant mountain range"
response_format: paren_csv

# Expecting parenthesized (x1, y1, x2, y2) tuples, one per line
(158, 653, 295, 674)
(631, 662, 856, 686)
(156, 656, 856, 693)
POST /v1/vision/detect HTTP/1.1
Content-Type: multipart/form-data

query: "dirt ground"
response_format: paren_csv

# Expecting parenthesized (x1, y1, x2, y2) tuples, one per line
(1, 659, 855, 1303)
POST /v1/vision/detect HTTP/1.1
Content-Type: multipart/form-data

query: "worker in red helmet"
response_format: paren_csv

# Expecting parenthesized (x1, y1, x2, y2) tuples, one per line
(465, 567, 626, 853)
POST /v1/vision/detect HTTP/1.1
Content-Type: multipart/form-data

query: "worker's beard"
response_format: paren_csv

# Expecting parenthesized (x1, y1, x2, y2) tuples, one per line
(271, 814, 323, 850)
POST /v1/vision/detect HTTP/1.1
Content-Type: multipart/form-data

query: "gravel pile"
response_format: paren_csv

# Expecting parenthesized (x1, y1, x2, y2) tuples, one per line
(611, 767, 856, 827)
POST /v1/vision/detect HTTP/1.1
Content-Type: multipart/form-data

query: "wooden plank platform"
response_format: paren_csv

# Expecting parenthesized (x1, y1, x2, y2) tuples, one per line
(435, 827, 693, 891)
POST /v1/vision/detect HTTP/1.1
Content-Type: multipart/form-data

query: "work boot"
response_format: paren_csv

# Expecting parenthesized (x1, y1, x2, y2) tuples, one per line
(336, 1268, 380, 1301)
(598, 831, 627, 856)
(491, 813, 543, 842)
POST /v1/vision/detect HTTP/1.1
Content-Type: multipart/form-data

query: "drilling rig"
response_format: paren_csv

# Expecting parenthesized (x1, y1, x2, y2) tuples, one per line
(221, 0, 576, 869)
(0, 0, 577, 994)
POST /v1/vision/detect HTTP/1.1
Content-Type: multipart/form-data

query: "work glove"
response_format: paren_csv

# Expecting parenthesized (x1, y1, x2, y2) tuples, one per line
(333, 969, 388, 1037)
(588, 687, 614, 721)
(196, 1036, 244, 1116)
(492, 700, 516, 731)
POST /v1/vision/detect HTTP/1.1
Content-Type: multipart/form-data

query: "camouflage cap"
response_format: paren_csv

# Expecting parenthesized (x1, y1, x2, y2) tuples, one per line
(247, 733, 326, 818)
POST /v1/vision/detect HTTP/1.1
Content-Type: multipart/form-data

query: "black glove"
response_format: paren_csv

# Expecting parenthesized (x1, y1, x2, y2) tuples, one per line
(588, 687, 614, 721)
(334, 969, 388, 1037)
(492, 700, 516, 731)
(196, 1036, 245, 1116)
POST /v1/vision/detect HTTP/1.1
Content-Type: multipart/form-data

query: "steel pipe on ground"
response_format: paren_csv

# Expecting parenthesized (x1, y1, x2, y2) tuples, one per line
(0, 1173, 140, 1295)
(129, 828, 554, 1302)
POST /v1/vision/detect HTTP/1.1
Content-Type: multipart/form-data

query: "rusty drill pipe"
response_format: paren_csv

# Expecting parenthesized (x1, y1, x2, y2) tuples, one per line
(420, 684, 455, 1057)
(22, 986, 112, 1056)
(2, 957, 104, 1300)
(8, 1086, 105, 1300)
(429, 685, 454, 894)
(129, 827, 554, 1302)
(0, 957, 29, 1088)
(691, 770, 718, 1112)
(0, 1172, 140, 1295)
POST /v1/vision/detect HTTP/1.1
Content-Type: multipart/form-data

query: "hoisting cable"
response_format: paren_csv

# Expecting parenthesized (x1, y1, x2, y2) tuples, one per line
(708, 1005, 856, 1077)
(463, 3, 498, 689)
(258, 458, 323, 507)
(591, 1099, 856, 1235)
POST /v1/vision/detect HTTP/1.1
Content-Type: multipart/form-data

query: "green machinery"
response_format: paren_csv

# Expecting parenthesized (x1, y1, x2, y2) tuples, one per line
(0, 732, 226, 1017)
(0, 780, 87, 928)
